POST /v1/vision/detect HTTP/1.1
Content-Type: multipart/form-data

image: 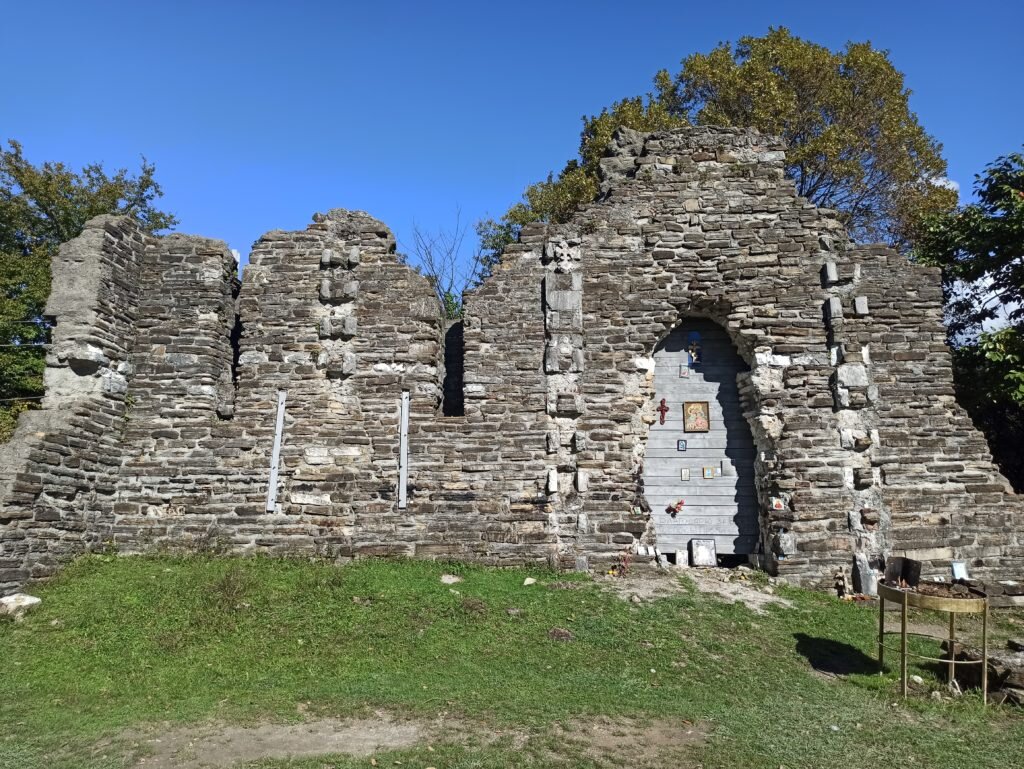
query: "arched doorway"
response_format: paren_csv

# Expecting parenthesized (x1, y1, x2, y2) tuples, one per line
(642, 319, 758, 562)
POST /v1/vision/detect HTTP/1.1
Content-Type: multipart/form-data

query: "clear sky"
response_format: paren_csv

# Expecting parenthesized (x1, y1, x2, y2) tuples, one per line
(2, 1, 1022, 267)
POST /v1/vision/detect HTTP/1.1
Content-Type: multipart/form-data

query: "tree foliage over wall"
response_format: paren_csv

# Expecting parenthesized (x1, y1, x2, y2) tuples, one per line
(917, 149, 1024, 489)
(0, 141, 176, 440)
(478, 27, 955, 262)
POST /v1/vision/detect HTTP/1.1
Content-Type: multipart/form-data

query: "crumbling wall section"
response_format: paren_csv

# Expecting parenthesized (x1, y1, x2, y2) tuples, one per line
(0, 216, 149, 593)
(841, 245, 1023, 581)
(107, 211, 449, 558)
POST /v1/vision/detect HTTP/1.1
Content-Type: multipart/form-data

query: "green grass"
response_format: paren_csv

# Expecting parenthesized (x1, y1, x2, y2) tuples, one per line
(1, 555, 1021, 769)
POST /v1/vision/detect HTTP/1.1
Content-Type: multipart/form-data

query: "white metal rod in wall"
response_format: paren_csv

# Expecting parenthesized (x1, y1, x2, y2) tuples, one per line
(265, 389, 287, 512)
(398, 390, 410, 509)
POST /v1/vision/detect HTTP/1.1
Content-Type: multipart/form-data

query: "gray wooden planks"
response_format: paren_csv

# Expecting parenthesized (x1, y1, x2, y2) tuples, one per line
(642, 321, 759, 555)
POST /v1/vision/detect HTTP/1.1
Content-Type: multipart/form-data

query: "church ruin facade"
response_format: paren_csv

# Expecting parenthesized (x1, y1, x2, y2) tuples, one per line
(1, 126, 1021, 593)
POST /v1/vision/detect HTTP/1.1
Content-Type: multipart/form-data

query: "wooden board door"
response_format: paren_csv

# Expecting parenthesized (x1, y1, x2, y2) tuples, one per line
(642, 320, 758, 558)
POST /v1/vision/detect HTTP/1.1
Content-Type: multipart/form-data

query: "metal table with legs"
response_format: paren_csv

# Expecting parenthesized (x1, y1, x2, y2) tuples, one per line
(877, 582, 988, 704)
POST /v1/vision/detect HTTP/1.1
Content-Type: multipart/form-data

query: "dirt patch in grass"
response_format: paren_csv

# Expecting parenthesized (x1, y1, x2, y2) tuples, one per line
(597, 566, 792, 614)
(131, 713, 435, 768)
(686, 567, 792, 614)
(596, 570, 689, 602)
(129, 712, 706, 769)
(554, 716, 707, 765)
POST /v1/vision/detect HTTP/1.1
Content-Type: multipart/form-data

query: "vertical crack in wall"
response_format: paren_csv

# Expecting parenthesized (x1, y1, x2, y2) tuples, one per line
(217, 312, 243, 420)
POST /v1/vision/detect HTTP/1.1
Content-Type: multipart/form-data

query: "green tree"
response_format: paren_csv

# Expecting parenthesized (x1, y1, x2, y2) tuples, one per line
(916, 148, 1024, 489)
(479, 28, 955, 262)
(917, 150, 1024, 346)
(0, 141, 177, 440)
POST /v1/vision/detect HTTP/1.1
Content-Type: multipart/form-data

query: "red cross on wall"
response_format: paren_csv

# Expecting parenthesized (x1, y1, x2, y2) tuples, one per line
(656, 398, 670, 425)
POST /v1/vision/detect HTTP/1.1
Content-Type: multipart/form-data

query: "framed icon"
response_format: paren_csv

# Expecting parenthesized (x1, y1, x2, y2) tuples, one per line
(702, 467, 715, 479)
(676, 439, 687, 451)
(679, 365, 690, 378)
(683, 401, 710, 432)
(680, 468, 690, 481)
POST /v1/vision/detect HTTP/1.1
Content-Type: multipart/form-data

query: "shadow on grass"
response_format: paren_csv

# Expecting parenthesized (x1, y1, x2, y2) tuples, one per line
(793, 632, 878, 676)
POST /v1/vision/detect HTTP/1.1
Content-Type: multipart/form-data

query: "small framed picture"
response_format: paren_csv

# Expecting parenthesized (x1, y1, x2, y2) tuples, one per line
(690, 538, 716, 567)
(684, 401, 710, 432)
(770, 497, 785, 511)
(951, 561, 969, 581)
(679, 365, 690, 378)
(702, 467, 715, 479)
(680, 468, 690, 481)
(713, 467, 722, 478)
(676, 439, 687, 451)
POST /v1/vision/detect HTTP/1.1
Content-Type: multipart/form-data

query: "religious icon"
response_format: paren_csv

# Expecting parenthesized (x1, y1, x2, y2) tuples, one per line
(683, 401, 710, 432)
(680, 468, 690, 481)
(676, 440, 687, 451)
(770, 497, 785, 511)
(678, 365, 690, 378)
(713, 467, 722, 478)
(702, 467, 715, 479)
(656, 398, 670, 425)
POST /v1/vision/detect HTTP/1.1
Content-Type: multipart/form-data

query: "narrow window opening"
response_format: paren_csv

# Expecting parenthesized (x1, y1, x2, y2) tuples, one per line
(217, 313, 243, 421)
(229, 314, 243, 384)
(442, 320, 464, 416)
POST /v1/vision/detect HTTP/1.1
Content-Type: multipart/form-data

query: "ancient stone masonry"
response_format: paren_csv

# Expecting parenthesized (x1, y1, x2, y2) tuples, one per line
(1, 126, 1022, 595)
(0, 216, 149, 589)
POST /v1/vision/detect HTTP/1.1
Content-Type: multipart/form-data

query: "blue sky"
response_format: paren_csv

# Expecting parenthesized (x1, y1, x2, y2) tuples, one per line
(3, 1, 1022, 266)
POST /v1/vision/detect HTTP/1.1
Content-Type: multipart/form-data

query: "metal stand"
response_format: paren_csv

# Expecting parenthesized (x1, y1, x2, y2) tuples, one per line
(877, 582, 988, 705)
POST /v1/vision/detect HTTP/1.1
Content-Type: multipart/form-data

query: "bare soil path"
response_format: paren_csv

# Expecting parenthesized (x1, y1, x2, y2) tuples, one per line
(128, 712, 705, 768)
(132, 713, 431, 768)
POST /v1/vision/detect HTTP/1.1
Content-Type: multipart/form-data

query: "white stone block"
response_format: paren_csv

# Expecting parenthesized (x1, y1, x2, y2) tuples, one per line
(575, 469, 588, 492)
(238, 351, 268, 365)
(837, 363, 869, 388)
(0, 594, 41, 619)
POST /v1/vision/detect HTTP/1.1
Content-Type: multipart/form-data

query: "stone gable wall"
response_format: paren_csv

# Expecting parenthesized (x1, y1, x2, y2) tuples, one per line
(1, 126, 1020, 594)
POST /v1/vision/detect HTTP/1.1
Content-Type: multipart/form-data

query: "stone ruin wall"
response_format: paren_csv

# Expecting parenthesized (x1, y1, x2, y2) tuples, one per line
(1, 126, 1021, 595)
